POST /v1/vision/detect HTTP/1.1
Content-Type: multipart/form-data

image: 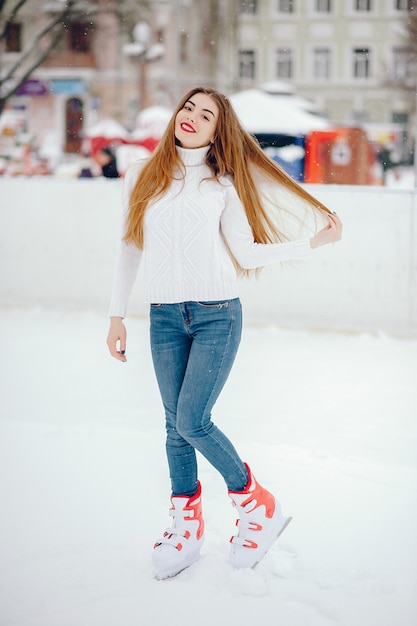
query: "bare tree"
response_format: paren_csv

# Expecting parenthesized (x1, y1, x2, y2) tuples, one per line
(1, 0, 80, 115)
(0, 0, 149, 116)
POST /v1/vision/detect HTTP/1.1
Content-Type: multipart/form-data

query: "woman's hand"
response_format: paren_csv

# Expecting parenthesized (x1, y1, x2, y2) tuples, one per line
(310, 212, 343, 249)
(106, 317, 127, 362)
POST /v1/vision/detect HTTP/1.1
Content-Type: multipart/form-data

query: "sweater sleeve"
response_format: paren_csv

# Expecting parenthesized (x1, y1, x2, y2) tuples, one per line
(220, 182, 312, 269)
(107, 161, 145, 318)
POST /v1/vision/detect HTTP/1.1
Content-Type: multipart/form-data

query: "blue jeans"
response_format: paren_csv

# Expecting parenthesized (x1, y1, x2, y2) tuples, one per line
(150, 299, 248, 496)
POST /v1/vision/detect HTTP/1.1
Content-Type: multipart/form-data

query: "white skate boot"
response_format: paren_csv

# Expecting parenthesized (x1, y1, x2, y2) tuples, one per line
(228, 464, 292, 569)
(152, 481, 204, 580)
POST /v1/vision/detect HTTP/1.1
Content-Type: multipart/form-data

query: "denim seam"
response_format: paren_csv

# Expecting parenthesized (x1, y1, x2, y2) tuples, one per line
(196, 301, 246, 487)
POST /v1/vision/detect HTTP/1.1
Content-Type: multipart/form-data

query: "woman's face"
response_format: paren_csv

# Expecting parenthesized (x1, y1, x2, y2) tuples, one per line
(174, 92, 219, 149)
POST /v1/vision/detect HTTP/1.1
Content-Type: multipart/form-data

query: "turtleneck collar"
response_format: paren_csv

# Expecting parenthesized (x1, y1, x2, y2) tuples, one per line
(176, 144, 210, 167)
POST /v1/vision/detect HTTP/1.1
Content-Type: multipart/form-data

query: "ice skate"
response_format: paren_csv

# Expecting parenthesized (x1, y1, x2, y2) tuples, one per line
(152, 481, 205, 580)
(228, 464, 292, 569)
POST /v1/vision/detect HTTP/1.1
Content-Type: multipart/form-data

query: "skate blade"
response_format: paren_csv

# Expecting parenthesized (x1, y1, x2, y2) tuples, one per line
(154, 554, 201, 581)
(252, 515, 293, 570)
(155, 566, 188, 581)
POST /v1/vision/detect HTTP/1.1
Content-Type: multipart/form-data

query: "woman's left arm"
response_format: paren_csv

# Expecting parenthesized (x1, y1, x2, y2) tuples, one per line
(220, 184, 339, 269)
(310, 212, 343, 249)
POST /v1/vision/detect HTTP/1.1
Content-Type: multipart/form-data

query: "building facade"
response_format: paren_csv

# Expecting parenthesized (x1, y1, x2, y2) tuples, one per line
(0, 0, 217, 158)
(0, 0, 415, 161)
(221, 0, 416, 152)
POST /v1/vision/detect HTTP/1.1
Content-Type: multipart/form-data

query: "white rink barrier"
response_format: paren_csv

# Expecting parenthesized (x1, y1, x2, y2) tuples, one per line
(0, 177, 416, 335)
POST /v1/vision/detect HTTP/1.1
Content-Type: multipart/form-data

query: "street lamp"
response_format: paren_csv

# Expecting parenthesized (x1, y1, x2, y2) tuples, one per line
(123, 21, 165, 111)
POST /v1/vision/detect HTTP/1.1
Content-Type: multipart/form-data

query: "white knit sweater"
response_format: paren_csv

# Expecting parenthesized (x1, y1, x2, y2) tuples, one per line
(108, 145, 312, 318)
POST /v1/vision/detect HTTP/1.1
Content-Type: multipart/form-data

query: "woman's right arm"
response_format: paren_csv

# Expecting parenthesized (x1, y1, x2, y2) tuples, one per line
(106, 160, 146, 361)
(106, 241, 141, 362)
(107, 316, 127, 362)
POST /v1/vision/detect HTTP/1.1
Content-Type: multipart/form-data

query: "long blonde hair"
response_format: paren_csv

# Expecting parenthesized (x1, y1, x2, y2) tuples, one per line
(124, 86, 330, 271)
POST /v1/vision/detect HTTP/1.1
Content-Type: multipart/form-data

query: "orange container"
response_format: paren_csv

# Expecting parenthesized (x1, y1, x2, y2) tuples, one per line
(305, 127, 374, 185)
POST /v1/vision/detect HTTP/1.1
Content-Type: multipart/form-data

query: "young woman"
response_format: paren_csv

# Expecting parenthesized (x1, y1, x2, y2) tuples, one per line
(106, 86, 342, 580)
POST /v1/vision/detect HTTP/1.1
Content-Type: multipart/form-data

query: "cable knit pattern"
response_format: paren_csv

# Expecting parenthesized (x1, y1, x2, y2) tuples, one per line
(108, 145, 312, 317)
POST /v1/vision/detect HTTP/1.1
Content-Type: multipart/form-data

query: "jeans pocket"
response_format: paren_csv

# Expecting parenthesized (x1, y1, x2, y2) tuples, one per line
(150, 303, 163, 308)
(196, 300, 232, 309)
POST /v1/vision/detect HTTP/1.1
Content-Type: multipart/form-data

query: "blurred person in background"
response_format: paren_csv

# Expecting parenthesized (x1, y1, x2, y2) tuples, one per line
(95, 146, 119, 178)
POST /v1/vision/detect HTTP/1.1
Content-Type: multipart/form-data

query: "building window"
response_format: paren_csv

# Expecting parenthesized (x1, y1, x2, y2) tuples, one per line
(352, 110, 369, 124)
(392, 47, 414, 81)
(239, 49, 256, 79)
(392, 112, 408, 124)
(239, 0, 258, 13)
(353, 47, 371, 78)
(354, 0, 372, 10)
(395, 0, 414, 10)
(315, 0, 332, 11)
(156, 28, 165, 44)
(276, 48, 293, 79)
(69, 22, 93, 53)
(5, 22, 22, 53)
(313, 48, 331, 79)
(180, 32, 188, 63)
(278, 0, 295, 13)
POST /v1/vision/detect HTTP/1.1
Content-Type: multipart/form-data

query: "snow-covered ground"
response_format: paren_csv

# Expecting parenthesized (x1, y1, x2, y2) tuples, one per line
(1, 308, 416, 626)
